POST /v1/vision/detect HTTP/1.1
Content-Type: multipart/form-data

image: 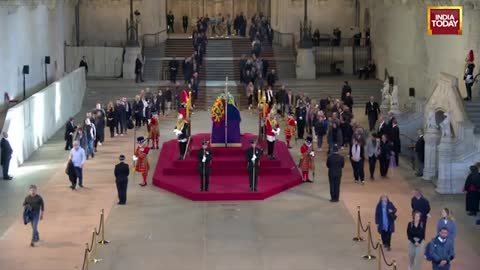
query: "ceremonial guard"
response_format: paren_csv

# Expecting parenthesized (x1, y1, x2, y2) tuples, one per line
(265, 112, 280, 160)
(133, 136, 150, 187)
(246, 139, 263, 192)
(174, 114, 189, 160)
(180, 88, 189, 118)
(284, 112, 296, 149)
(197, 140, 213, 192)
(299, 136, 315, 183)
(148, 113, 160, 149)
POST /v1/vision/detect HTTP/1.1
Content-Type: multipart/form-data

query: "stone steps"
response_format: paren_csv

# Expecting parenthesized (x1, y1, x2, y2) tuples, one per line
(464, 101, 480, 133)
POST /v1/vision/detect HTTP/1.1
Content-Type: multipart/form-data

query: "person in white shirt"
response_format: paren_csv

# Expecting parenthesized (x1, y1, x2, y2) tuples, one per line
(350, 138, 365, 184)
(69, 141, 86, 189)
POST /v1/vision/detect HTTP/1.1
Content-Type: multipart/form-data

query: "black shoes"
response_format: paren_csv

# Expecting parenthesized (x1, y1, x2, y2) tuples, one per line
(3, 176, 13, 180)
(70, 186, 76, 190)
(79, 184, 84, 188)
(139, 183, 147, 187)
(330, 199, 339, 203)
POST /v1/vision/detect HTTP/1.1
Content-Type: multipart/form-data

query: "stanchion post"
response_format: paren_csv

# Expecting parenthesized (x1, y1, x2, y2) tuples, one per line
(377, 241, 382, 270)
(83, 243, 90, 270)
(98, 209, 110, 245)
(89, 229, 103, 264)
(392, 260, 397, 270)
(353, 206, 364, 242)
(362, 222, 376, 260)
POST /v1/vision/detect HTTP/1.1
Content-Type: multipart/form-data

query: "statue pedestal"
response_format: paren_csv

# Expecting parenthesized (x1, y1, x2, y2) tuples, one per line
(389, 104, 401, 115)
(123, 47, 141, 80)
(436, 136, 455, 193)
(296, 48, 316, 79)
(423, 127, 440, 181)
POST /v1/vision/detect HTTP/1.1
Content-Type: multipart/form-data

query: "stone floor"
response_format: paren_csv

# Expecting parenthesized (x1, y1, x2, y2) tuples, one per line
(0, 79, 478, 270)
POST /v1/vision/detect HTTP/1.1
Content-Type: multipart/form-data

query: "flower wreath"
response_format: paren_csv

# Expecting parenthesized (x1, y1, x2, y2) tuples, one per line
(211, 97, 225, 125)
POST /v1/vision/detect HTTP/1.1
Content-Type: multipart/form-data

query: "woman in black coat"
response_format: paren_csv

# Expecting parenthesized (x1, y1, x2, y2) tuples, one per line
(464, 165, 480, 215)
(133, 95, 143, 128)
(375, 194, 397, 250)
(106, 102, 116, 138)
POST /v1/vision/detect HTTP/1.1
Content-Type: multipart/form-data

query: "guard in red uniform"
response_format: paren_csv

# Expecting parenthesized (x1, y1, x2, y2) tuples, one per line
(284, 112, 296, 149)
(265, 112, 280, 160)
(299, 136, 315, 183)
(133, 136, 150, 186)
(148, 113, 160, 149)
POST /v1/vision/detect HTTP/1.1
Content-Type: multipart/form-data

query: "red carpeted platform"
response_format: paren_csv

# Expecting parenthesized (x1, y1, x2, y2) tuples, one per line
(152, 133, 302, 201)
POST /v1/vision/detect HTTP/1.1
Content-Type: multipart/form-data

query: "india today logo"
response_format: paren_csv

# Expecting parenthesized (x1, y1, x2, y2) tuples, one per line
(428, 6, 462, 35)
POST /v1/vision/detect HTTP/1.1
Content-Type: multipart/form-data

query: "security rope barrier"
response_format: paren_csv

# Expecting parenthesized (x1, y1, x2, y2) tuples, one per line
(354, 205, 398, 270)
(81, 209, 110, 270)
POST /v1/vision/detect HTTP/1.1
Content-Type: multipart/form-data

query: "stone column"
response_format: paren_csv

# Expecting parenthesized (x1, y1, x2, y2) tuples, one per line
(436, 136, 454, 193)
(296, 49, 316, 79)
(123, 47, 142, 80)
(422, 127, 440, 181)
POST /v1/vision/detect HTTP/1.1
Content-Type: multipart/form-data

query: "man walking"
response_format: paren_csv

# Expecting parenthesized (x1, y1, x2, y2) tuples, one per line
(114, 155, 129, 205)
(169, 57, 179, 83)
(197, 140, 213, 192)
(350, 138, 365, 184)
(69, 141, 86, 189)
(326, 145, 345, 202)
(415, 129, 425, 177)
(64, 117, 75, 150)
(411, 189, 431, 228)
(135, 55, 144, 83)
(365, 96, 380, 131)
(426, 227, 455, 270)
(1, 132, 13, 180)
(246, 139, 263, 192)
(23, 185, 44, 247)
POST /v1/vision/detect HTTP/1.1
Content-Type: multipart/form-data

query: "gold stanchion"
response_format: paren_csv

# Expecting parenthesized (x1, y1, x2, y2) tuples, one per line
(89, 229, 103, 264)
(98, 209, 110, 244)
(362, 223, 376, 260)
(352, 206, 364, 242)
(82, 243, 90, 270)
(392, 260, 397, 270)
(377, 241, 382, 270)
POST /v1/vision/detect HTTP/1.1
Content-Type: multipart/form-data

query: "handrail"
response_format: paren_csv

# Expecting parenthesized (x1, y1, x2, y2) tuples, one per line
(272, 30, 297, 54)
(142, 29, 168, 49)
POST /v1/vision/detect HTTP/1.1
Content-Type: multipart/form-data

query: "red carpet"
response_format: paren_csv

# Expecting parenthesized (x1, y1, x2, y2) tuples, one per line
(152, 133, 302, 201)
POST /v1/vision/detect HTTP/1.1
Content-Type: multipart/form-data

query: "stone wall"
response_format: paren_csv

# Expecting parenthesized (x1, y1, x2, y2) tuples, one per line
(79, 0, 167, 46)
(359, 0, 480, 103)
(0, 2, 75, 107)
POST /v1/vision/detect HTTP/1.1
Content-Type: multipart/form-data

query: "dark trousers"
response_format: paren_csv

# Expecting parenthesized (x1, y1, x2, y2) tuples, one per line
(368, 156, 377, 178)
(329, 175, 341, 201)
(393, 151, 399, 166)
(135, 72, 144, 83)
(170, 70, 177, 83)
(183, 24, 188, 33)
(116, 120, 124, 134)
(116, 179, 128, 204)
(109, 126, 115, 137)
(248, 167, 259, 190)
(2, 158, 10, 179)
(267, 140, 275, 157)
(380, 230, 392, 247)
(368, 116, 376, 131)
(65, 136, 73, 150)
(74, 166, 83, 186)
(135, 115, 142, 127)
(178, 141, 187, 159)
(466, 83, 473, 100)
(297, 121, 306, 139)
(352, 160, 365, 181)
(379, 157, 389, 177)
(200, 169, 210, 191)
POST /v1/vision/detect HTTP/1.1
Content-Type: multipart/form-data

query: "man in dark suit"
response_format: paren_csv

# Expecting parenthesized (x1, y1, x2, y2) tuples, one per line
(266, 86, 275, 108)
(414, 129, 425, 177)
(135, 55, 144, 83)
(365, 96, 380, 131)
(167, 11, 175, 33)
(341, 81, 351, 102)
(182, 14, 189, 33)
(326, 145, 345, 202)
(391, 120, 401, 166)
(295, 101, 307, 139)
(169, 57, 179, 83)
(1, 132, 13, 180)
(197, 140, 213, 192)
(64, 117, 76, 150)
(377, 116, 390, 138)
(246, 139, 263, 192)
(114, 155, 129, 205)
(343, 92, 354, 112)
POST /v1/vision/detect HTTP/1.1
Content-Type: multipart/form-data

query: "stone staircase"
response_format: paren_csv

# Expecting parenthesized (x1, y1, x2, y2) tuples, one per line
(143, 45, 165, 81)
(204, 40, 236, 81)
(464, 101, 480, 133)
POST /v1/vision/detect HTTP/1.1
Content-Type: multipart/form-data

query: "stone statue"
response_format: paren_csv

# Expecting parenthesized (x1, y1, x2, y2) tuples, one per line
(439, 112, 451, 137)
(390, 85, 399, 107)
(380, 79, 391, 109)
(427, 110, 438, 129)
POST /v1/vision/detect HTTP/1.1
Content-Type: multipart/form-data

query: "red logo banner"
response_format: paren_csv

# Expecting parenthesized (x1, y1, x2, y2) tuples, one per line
(427, 6, 462, 35)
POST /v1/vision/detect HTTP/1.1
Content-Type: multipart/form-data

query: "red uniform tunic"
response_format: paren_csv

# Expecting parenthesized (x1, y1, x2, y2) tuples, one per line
(265, 118, 279, 142)
(148, 117, 160, 148)
(135, 146, 150, 173)
(299, 143, 314, 172)
(181, 89, 189, 105)
(284, 116, 296, 139)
